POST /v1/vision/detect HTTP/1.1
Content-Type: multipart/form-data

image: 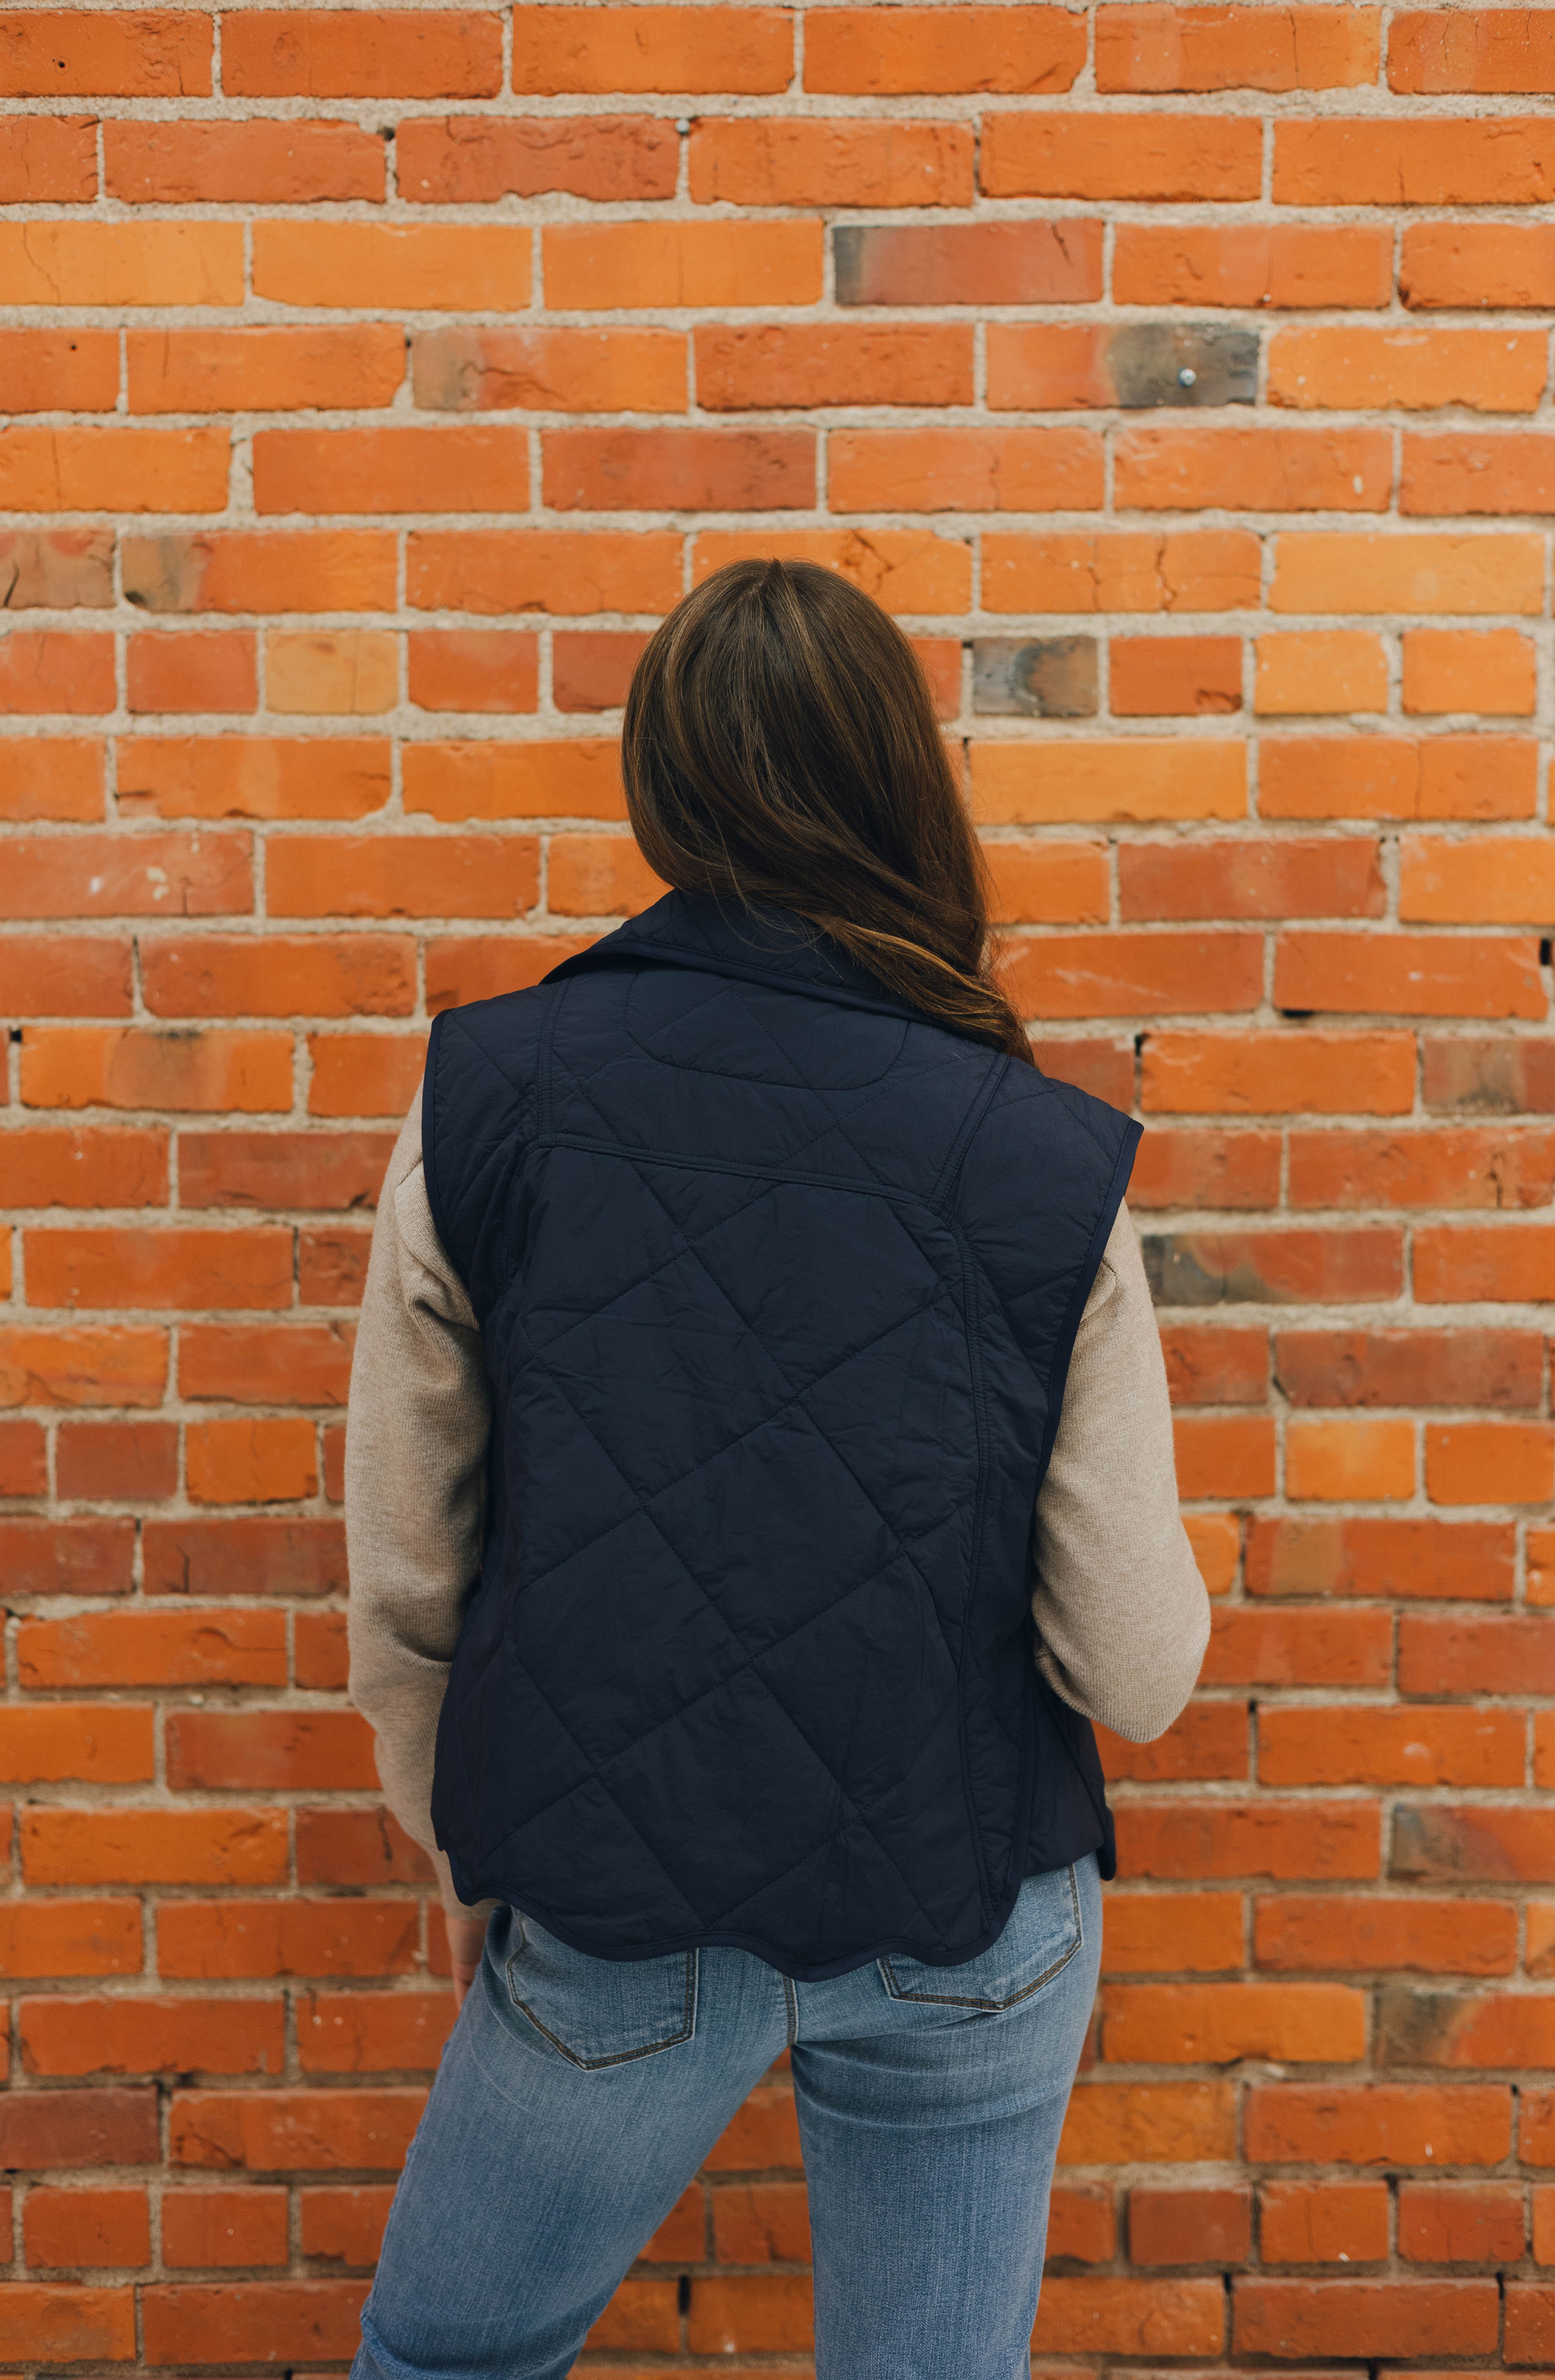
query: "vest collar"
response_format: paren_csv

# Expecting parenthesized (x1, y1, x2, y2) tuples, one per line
(543, 891, 928, 1026)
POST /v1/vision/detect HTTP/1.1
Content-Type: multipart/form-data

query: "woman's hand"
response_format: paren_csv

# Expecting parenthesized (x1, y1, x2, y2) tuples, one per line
(447, 1913, 488, 2011)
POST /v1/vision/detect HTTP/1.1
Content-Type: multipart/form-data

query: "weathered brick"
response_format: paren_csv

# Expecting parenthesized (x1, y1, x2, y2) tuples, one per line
(399, 112, 677, 202)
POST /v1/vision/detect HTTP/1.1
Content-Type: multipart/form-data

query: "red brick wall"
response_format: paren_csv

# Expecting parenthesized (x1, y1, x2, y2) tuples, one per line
(3, 1, 1554, 2365)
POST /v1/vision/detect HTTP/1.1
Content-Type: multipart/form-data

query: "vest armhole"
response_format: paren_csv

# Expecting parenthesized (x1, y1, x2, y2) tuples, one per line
(1035, 1113, 1143, 1481)
(420, 1008, 456, 1265)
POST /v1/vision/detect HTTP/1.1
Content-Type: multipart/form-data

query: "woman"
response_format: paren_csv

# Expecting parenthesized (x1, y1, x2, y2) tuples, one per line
(346, 560, 1208, 2380)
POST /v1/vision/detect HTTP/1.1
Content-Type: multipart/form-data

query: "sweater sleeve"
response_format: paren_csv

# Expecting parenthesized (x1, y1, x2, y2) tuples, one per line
(1030, 1201, 1211, 1743)
(346, 1087, 497, 1924)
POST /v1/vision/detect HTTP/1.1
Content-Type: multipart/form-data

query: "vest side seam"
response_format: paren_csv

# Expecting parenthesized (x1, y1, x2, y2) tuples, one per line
(419, 1008, 455, 1266)
(1037, 1117, 1144, 1486)
(948, 1213, 995, 1930)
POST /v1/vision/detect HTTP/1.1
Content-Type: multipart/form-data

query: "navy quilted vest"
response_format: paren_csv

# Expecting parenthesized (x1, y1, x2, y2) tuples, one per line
(423, 893, 1139, 1981)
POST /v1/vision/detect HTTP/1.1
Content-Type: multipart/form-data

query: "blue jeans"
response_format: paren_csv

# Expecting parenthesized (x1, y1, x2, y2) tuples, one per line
(353, 1854, 1101, 2380)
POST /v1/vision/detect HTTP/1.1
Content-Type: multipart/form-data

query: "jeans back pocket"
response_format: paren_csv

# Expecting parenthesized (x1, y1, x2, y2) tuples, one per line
(504, 1911, 699, 2069)
(879, 1864, 1083, 2012)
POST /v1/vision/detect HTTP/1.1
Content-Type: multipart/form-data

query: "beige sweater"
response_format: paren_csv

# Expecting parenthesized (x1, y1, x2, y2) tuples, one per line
(346, 1090, 1210, 1921)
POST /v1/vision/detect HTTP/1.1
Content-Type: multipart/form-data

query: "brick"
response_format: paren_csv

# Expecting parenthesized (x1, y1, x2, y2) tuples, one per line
(1236, 2277, 1497, 2357)
(1261, 1707, 1522, 1789)
(989, 319, 1257, 413)
(0, 630, 114, 714)
(1143, 1226, 1402, 1304)
(1099, 1893, 1243, 1976)
(1099, 7, 1380, 90)
(0, 1900, 140, 1980)
(548, 834, 666, 918)
(265, 629, 396, 717)
(4, 339, 117, 430)
(0, 111, 96, 199)
(128, 329, 404, 416)
(24, 1806, 287, 1887)
(409, 630, 538, 714)
(25, 1226, 291, 1310)
(1505, 2283, 1555, 2361)
(57, 1419, 178, 1501)
(21, 1994, 284, 2079)
(552, 632, 650, 713)
(1121, 837, 1383, 920)
(514, 6, 789, 93)
(1394, 1806, 1555, 1885)
(140, 2280, 370, 2362)
(122, 529, 397, 612)
(805, 6, 1081, 91)
(296, 1608, 348, 1686)
(1142, 1029, 1415, 1116)
(414, 325, 683, 415)
(688, 117, 972, 207)
(1255, 630, 1387, 716)
(1260, 2178, 1390, 2263)
(713, 2179, 809, 2262)
(254, 221, 528, 312)
(697, 323, 972, 411)
(1383, 1992, 1555, 2073)
(295, 1808, 434, 1887)
(1097, 1704, 1249, 1782)
(3, 1123, 165, 1205)
(1117, 423, 1391, 512)
(1110, 636, 1240, 716)
(163, 2188, 289, 2269)
(168, 1710, 375, 1791)
(1275, 930, 1542, 1019)
(1245, 2082, 1511, 2166)
(1285, 1416, 1416, 1501)
(1528, 2094, 1555, 2162)
(1246, 1518, 1513, 1603)
(1391, 9, 1555, 92)
(1403, 629, 1536, 716)
(1531, 1535, 1555, 1614)
(833, 426, 1102, 514)
(24, 2184, 149, 2269)
(1005, 929, 1260, 1018)
(1291, 1127, 1555, 1212)
(299, 2182, 396, 2263)
(972, 738, 1245, 825)
(0, 1702, 153, 1784)
(1402, 1612, 1555, 1696)
(311, 1035, 422, 1118)
(1279, 117, 1555, 207)
(835, 220, 1102, 307)
(1058, 2081, 1238, 2163)
(1104, 1983, 1364, 2065)
(1172, 1413, 1277, 1497)
(3, 829, 251, 919)
(546, 220, 819, 311)
(1199, 1607, 1390, 1687)
(1128, 2182, 1250, 2267)
(224, 9, 499, 96)
(267, 833, 538, 920)
(0, 529, 113, 611)
(1270, 325, 1548, 414)
(186, 1416, 319, 1504)
(1415, 1224, 1555, 1304)
(404, 741, 623, 822)
(297, 1989, 456, 2073)
(425, 936, 595, 1009)
(0, 2086, 157, 2168)
(983, 113, 1260, 201)
(1032, 2276, 1224, 2355)
(1275, 1327, 1543, 1407)
(0, 11, 211, 93)
(299, 1226, 369, 1304)
(408, 536, 675, 624)
(398, 112, 677, 203)
(1428, 1422, 1555, 1506)
(21, 1025, 290, 1113)
(984, 840, 1110, 924)
(0, 222, 239, 307)
(1265, 739, 1536, 825)
(1131, 1129, 1282, 1210)
(171, 2088, 424, 2172)
(1425, 1037, 1555, 1115)
(106, 116, 384, 202)
(984, 529, 1260, 614)
(1113, 223, 1391, 309)
(18, 1608, 286, 1689)
(1404, 222, 1555, 311)
(144, 932, 410, 1017)
(1115, 1800, 1379, 1880)
(254, 426, 527, 516)
(1405, 429, 1555, 518)
(159, 1899, 418, 1980)
(1270, 530, 1544, 615)
(0, 1417, 46, 1496)
(1033, 1036, 1136, 1106)
(0, 740, 105, 823)
(0, 2283, 136, 2358)
(1255, 1893, 1517, 1976)
(0, 1516, 135, 1596)
(545, 426, 813, 512)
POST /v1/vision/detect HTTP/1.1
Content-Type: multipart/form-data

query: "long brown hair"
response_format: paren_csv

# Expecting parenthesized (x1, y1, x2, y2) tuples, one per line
(621, 558, 1032, 1064)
